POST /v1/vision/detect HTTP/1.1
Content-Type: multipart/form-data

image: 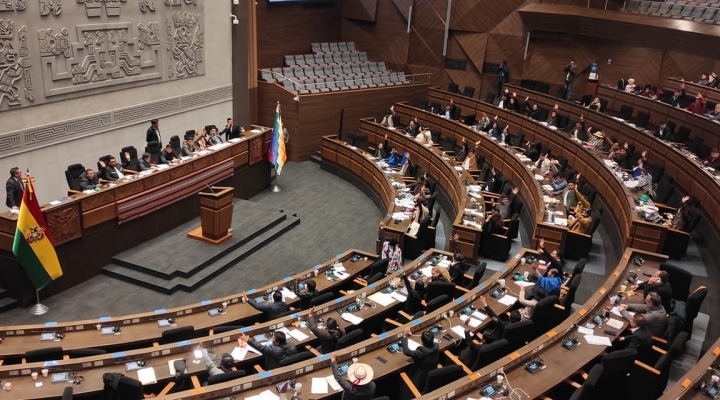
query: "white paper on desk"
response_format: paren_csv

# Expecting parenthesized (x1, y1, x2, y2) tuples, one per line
(606, 318, 624, 330)
(137, 367, 157, 385)
(584, 334, 612, 346)
(390, 292, 407, 302)
(231, 346, 248, 361)
(611, 306, 634, 319)
(498, 295, 518, 306)
(155, 164, 169, 170)
(624, 180, 639, 188)
(438, 259, 452, 268)
(288, 329, 309, 342)
(49, 200, 62, 205)
(311, 377, 329, 394)
(334, 271, 351, 280)
(472, 311, 488, 321)
(333, 262, 347, 272)
(469, 191, 483, 199)
(406, 338, 421, 351)
(258, 389, 281, 400)
(391, 212, 410, 221)
(368, 292, 396, 307)
(247, 345, 262, 355)
(459, 315, 482, 328)
(280, 287, 297, 300)
(326, 375, 343, 392)
(468, 185, 483, 191)
(342, 313, 364, 325)
(514, 281, 535, 287)
(577, 326, 594, 335)
(451, 325, 466, 338)
(229, 138, 244, 143)
(454, 166, 464, 171)
(554, 218, 568, 226)
(420, 265, 434, 277)
(534, 174, 545, 181)
(251, 129, 263, 133)
(542, 185, 554, 192)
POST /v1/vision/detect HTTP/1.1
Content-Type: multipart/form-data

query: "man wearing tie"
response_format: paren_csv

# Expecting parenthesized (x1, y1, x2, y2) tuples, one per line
(654, 122, 672, 140)
(146, 119, 161, 144)
(221, 118, 244, 141)
(5, 167, 24, 210)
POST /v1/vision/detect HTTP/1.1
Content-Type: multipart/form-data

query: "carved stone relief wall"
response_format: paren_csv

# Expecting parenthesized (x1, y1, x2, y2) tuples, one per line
(0, 0, 204, 112)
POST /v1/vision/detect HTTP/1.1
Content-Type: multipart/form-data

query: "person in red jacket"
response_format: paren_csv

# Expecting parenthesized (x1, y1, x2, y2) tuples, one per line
(686, 93, 706, 115)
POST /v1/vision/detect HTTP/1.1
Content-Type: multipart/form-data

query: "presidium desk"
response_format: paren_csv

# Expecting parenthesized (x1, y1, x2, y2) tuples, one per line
(0, 127, 273, 305)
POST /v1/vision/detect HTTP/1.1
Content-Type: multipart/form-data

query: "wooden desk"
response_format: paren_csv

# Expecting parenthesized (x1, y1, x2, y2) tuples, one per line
(422, 247, 667, 400)
(661, 336, 720, 399)
(426, 89, 661, 252)
(0, 250, 375, 360)
(666, 77, 720, 108)
(155, 249, 542, 400)
(0, 128, 273, 303)
(508, 83, 720, 236)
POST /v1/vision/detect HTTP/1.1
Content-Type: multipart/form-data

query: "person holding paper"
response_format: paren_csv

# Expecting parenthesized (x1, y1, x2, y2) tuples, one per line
(402, 328, 439, 388)
(618, 293, 668, 336)
(295, 279, 318, 310)
(201, 349, 235, 376)
(330, 352, 376, 400)
(240, 331, 297, 370)
(308, 307, 344, 353)
(243, 291, 288, 320)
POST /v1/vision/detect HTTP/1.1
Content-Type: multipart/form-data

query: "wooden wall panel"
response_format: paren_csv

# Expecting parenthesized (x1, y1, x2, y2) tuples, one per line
(343, 0, 378, 21)
(451, 0, 527, 33)
(659, 51, 720, 86)
(256, 1, 343, 68)
(408, 0, 447, 68)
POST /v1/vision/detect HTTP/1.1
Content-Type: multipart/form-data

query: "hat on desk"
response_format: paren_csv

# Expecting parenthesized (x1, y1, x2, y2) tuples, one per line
(348, 362, 374, 386)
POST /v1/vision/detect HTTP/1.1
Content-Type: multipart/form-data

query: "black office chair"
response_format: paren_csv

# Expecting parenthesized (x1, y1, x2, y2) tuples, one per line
(484, 92, 496, 104)
(425, 282, 455, 304)
(683, 286, 708, 339)
(447, 82, 459, 94)
(659, 262, 692, 301)
(579, 94, 593, 107)
(119, 146, 139, 172)
(465, 262, 486, 289)
(65, 163, 85, 191)
(633, 111, 650, 128)
(430, 130, 442, 144)
(419, 99, 428, 111)
(686, 135, 703, 154)
(662, 210, 701, 260)
(335, 329, 364, 350)
(564, 211, 601, 260)
(160, 326, 195, 345)
(591, 349, 638, 400)
(673, 125, 690, 143)
(501, 320, 535, 350)
(430, 101, 442, 113)
(421, 365, 466, 394)
(567, 258, 587, 278)
(101, 373, 145, 400)
(559, 274, 582, 313)
(427, 207, 441, 249)
(505, 214, 520, 240)
(68, 348, 107, 359)
(479, 233, 512, 261)
(536, 82, 550, 94)
(365, 258, 390, 279)
(425, 294, 450, 313)
(366, 272, 384, 285)
(145, 141, 162, 164)
(618, 104, 633, 120)
(279, 351, 313, 367)
(462, 86, 475, 98)
(441, 136, 456, 152)
(569, 364, 603, 400)
(25, 347, 64, 363)
(62, 386, 74, 400)
(206, 369, 246, 385)
(529, 296, 562, 334)
(170, 135, 182, 155)
(213, 325, 244, 335)
(470, 339, 509, 371)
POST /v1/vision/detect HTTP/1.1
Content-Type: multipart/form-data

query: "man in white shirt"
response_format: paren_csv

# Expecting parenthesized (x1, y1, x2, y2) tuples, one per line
(536, 153, 551, 175)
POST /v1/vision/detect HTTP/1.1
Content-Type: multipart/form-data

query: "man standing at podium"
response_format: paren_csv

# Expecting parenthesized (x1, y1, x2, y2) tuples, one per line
(5, 167, 23, 210)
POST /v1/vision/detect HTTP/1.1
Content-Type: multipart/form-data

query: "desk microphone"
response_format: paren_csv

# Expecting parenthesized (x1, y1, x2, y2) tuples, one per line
(204, 183, 216, 194)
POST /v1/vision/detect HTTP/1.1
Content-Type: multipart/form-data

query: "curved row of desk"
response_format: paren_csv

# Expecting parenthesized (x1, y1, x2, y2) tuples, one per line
(505, 83, 720, 236)
(423, 89, 668, 253)
(666, 77, 720, 109)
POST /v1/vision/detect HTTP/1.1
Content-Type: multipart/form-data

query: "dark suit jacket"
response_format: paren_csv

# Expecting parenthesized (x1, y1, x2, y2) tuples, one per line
(564, 65, 578, 82)
(137, 160, 153, 172)
(705, 155, 720, 169)
(638, 281, 673, 312)
(402, 338, 439, 387)
(248, 299, 289, 320)
(654, 126, 672, 140)
(624, 325, 652, 350)
(102, 165, 124, 181)
(146, 126, 160, 143)
(5, 177, 22, 208)
(221, 125, 242, 141)
(160, 151, 179, 164)
(79, 173, 100, 191)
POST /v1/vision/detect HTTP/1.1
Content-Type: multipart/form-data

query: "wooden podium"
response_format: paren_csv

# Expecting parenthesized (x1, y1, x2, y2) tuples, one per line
(187, 186, 234, 245)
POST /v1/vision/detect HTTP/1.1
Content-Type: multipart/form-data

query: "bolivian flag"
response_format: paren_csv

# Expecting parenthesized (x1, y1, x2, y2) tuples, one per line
(269, 101, 287, 174)
(12, 180, 62, 289)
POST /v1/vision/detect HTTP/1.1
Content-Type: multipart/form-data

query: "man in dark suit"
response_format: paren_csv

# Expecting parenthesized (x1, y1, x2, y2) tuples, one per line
(654, 122, 672, 140)
(630, 270, 673, 312)
(79, 168, 101, 191)
(665, 83, 685, 108)
(617, 314, 652, 351)
(220, 118, 243, 141)
(146, 120, 161, 144)
(704, 148, 720, 169)
(99, 157, 125, 181)
(137, 153, 153, 171)
(243, 290, 288, 320)
(563, 60, 579, 100)
(6, 167, 23, 210)
(483, 167, 502, 193)
(402, 328, 439, 388)
(160, 145, 179, 164)
(403, 118, 420, 137)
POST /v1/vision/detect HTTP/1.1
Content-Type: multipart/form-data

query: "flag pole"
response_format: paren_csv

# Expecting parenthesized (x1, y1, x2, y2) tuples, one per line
(272, 166, 281, 192)
(30, 290, 48, 315)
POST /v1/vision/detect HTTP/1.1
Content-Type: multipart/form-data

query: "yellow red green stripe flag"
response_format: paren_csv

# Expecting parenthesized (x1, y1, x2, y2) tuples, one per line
(12, 181, 62, 290)
(268, 101, 287, 174)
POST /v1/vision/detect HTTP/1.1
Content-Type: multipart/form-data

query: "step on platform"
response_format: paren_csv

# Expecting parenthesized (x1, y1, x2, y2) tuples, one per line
(101, 200, 300, 294)
(0, 289, 18, 314)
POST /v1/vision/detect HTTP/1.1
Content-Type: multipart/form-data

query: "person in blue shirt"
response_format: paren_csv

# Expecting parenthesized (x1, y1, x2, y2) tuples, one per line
(551, 175, 567, 192)
(533, 239, 563, 296)
(632, 159, 648, 179)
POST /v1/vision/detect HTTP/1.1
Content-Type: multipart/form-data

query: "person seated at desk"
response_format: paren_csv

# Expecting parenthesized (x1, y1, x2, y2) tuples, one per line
(494, 189, 518, 219)
(505, 96, 520, 113)
(636, 168, 656, 200)
(137, 153, 153, 172)
(99, 157, 124, 181)
(463, 147, 478, 171)
(538, 238, 564, 274)
(442, 99, 456, 119)
(483, 167, 502, 193)
(553, 177, 580, 209)
(587, 97, 602, 111)
(667, 196, 692, 232)
(518, 285, 546, 321)
(624, 78, 637, 94)
(373, 134, 390, 159)
(416, 187, 432, 203)
(403, 117, 420, 137)
(194, 130, 209, 151)
(686, 94, 707, 115)
(611, 147, 632, 170)
(665, 84, 686, 108)
(551, 175, 568, 192)
(586, 129, 606, 150)
(181, 136, 197, 156)
(402, 328, 440, 388)
(615, 314, 652, 351)
(630, 270, 673, 312)
(524, 101, 542, 121)
(618, 292, 668, 337)
(415, 124, 432, 145)
(654, 121, 672, 140)
(411, 197, 430, 224)
(569, 118, 587, 141)
(206, 125, 223, 146)
(546, 111, 558, 127)
(295, 279, 318, 310)
(240, 330, 297, 370)
(160, 145, 179, 164)
(568, 207, 592, 234)
(381, 238, 403, 276)
(403, 273, 426, 315)
(201, 350, 234, 376)
(381, 105, 396, 127)
(448, 253, 467, 286)
(498, 125, 510, 144)
(489, 121, 502, 140)
(632, 159, 649, 179)
(330, 352, 376, 400)
(456, 137, 471, 162)
(430, 265, 451, 283)
(79, 168, 101, 191)
(475, 114, 492, 132)
(707, 72, 719, 89)
(536, 152, 551, 175)
(697, 73, 710, 86)
(408, 174, 427, 196)
(308, 307, 344, 353)
(482, 211, 505, 235)
(457, 295, 521, 366)
(243, 290, 288, 320)
(705, 104, 720, 121)
(704, 148, 720, 169)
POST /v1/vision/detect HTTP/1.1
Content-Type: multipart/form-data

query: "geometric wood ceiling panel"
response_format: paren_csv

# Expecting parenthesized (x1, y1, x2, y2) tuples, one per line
(343, 0, 378, 21)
